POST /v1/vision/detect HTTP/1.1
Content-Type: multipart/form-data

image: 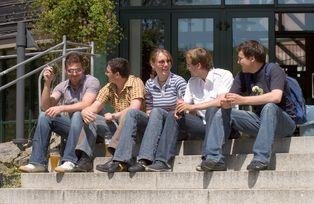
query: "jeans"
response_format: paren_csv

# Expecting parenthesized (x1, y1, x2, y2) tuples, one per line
(154, 107, 218, 166)
(75, 115, 117, 158)
(113, 108, 168, 164)
(203, 103, 296, 164)
(29, 111, 83, 166)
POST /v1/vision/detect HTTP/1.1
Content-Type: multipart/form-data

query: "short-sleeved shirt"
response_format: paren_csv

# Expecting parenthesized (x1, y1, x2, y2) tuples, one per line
(184, 68, 234, 121)
(145, 72, 187, 112)
(96, 75, 145, 112)
(230, 63, 294, 118)
(53, 74, 100, 105)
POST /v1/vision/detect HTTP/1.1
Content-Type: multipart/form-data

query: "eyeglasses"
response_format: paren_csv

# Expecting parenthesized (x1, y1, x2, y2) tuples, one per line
(67, 68, 82, 74)
(157, 59, 171, 65)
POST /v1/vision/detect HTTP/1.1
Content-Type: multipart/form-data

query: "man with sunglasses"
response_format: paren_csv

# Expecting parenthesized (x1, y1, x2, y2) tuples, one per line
(19, 52, 100, 173)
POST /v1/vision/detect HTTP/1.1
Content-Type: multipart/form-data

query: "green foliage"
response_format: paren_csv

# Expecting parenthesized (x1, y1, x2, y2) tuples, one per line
(31, 0, 122, 52)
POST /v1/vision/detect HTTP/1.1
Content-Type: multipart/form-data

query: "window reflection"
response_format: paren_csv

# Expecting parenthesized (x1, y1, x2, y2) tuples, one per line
(174, 0, 220, 5)
(278, 0, 314, 4)
(178, 18, 213, 79)
(225, 0, 273, 4)
(120, 0, 169, 7)
(276, 13, 314, 31)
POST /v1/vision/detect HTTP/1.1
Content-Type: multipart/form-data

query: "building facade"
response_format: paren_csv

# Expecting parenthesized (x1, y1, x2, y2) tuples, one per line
(1, 0, 314, 142)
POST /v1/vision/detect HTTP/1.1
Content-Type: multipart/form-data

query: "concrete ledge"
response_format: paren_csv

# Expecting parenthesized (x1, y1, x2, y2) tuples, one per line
(94, 153, 314, 172)
(1, 189, 314, 204)
(0, 173, 3, 188)
(21, 170, 314, 190)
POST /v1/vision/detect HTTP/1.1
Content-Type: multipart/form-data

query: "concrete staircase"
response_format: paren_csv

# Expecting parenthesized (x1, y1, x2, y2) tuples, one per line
(1, 136, 314, 204)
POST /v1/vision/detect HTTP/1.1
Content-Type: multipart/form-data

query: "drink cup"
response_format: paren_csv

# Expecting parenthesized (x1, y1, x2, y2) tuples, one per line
(49, 152, 60, 172)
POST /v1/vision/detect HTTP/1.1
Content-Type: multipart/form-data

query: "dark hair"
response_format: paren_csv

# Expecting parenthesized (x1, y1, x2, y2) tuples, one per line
(149, 48, 173, 77)
(185, 47, 213, 70)
(237, 40, 266, 63)
(65, 52, 83, 67)
(107, 57, 130, 78)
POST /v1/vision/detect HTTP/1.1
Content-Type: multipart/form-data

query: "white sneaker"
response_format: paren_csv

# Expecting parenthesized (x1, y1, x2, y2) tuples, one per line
(19, 163, 47, 173)
(54, 161, 75, 173)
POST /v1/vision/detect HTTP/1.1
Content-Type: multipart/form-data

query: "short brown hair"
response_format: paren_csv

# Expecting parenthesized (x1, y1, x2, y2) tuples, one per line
(65, 52, 83, 67)
(107, 57, 130, 78)
(237, 40, 266, 63)
(185, 48, 213, 70)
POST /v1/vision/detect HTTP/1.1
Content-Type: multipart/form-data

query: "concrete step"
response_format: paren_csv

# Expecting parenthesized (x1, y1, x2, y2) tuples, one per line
(1, 188, 314, 204)
(178, 136, 314, 155)
(94, 153, 314, 172)
(20, 170, 314, 190)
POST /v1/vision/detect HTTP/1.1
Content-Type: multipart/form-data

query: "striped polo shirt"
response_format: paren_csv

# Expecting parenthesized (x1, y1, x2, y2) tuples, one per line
(145, 72, 187, 112)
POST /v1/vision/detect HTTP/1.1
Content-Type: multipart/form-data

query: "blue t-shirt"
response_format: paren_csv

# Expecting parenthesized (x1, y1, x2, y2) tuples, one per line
(230, 63, 294, 118)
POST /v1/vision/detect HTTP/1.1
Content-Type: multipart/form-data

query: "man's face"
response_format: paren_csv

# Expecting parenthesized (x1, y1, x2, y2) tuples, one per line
(237, 51, 253, 73)
(105, 66, 116, 83)
(186, 59, 199, 77)
(66, 62, 84, 85)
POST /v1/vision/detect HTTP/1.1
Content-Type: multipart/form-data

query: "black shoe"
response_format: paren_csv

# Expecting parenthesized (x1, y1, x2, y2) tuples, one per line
(95, 158, 113, 172)
(73, 153, 93, 172)
(146, 160, 171, 172)
(108, 161, 128, 173)
(247, 160, 268, 171)
(201, 158, 226, 171)
(128, 160, 149, 172)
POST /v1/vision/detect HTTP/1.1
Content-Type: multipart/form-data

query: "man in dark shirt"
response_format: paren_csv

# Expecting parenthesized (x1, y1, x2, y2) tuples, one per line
(199, 40, 296, 171)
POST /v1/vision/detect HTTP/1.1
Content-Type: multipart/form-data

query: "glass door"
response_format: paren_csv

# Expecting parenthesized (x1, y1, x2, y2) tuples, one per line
(225, 11, 275, 74)
(119, 12, 170, 83)
(172, 12, 220, 79)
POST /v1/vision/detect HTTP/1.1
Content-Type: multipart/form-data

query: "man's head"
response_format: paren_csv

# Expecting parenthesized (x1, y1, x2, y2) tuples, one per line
(65, 52, 85, 85)
(237, 40, 266, 73)
(105, 58, 130, 83)
(185, 48, 213, 77)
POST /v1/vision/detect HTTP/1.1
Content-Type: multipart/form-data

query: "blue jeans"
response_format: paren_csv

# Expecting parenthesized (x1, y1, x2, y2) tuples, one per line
(75, 115, 117, 158)
(29, 111, 83, 166)
(113, 108, 168, 164)
(154, 107, 219, 166)
(203, 103, 296, 164)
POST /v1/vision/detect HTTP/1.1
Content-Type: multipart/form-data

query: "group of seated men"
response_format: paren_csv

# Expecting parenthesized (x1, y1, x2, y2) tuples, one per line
(19, 40, 297, 173)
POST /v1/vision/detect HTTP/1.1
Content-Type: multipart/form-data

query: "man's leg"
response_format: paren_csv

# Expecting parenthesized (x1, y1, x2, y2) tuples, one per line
(248, 103, 296, 170)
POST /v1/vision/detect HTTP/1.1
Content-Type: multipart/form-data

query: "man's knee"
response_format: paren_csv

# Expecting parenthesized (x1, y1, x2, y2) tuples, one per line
(261, 103, 279, 113)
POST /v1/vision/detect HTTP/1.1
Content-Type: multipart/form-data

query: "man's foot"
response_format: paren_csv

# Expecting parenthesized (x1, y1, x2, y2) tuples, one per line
(128, 159, 149, 172)
(200, 158, 226, 171)
(107, 161, 128, 173)
(247, 160, 268, 171)
(54, 161, 75, 173)
(19, 164, 47, 173)
(145, 161, 171, 172)
(73, 153, 93, 172)
(95, 158, 113, 172)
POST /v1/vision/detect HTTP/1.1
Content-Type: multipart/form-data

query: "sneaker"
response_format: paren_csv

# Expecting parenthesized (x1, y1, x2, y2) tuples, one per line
(73, 154, 93, 172)
(96, 158, 113, 172)
(195, 163, 203, 171)
(200, 158, 226, 171)
(128, 159, 150, 172)
(247, 160, 268, 171)
(54, 161, 75, 173)
(145, 160, 171, 172)
(19, 164, 47, 173)
(108, 161, 128, 173)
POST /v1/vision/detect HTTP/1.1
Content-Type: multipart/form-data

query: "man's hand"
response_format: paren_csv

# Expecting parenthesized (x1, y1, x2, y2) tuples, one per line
(225, 93, 245, 106)
(43, 66, 54, 85)
(174, 102, 195, 120)
(45, 106, 63, 117)
(81, 107, 97, 124)
(104, 113, 115, 121)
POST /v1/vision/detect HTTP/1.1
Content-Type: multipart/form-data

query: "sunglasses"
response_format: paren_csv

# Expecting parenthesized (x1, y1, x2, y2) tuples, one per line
(67, 68, 83, 74)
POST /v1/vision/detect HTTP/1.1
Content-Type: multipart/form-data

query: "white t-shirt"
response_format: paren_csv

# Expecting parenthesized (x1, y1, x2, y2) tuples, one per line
(184, 68, 234, 123)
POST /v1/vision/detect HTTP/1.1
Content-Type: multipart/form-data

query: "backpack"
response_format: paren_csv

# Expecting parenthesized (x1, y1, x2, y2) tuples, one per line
(265, 63, 306, 124)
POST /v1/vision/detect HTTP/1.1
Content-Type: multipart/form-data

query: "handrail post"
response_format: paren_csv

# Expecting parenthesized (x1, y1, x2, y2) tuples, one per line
(14, 21, 28, 148)
(62, 35, 67, 81)
(90, 41, 95, 76)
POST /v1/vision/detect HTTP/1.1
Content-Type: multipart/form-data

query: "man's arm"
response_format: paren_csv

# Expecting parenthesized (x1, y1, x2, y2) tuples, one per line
(225, 89, 283, 106)
(41, 67, 60, 111)
(45, 91, 98, 117)
(104, 98, 143, 121)
(81, 100, 104, 124)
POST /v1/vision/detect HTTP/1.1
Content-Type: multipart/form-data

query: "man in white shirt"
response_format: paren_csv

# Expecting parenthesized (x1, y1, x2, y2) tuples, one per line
(146, 47, 234, 171)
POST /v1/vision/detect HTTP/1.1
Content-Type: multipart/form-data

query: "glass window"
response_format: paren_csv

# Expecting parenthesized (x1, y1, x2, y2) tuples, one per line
(276, 13, 314, 31)
(278, 0, 314, 4)
(129, 18, 165, 82)
(225, 0, 273, 4)
(173, 0, 221, 5)
(120, 0, 169, 7)
(177, 18, 214, 79)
